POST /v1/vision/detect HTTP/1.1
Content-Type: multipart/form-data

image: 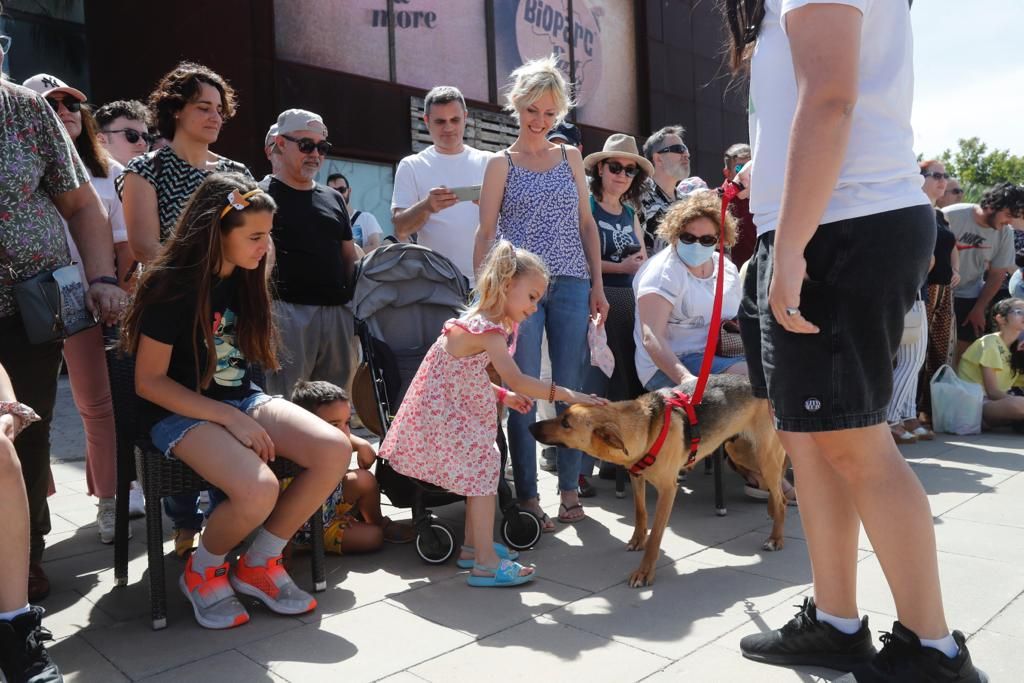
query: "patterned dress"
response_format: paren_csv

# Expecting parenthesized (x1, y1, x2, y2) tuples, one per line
(378, 315, 509, 497)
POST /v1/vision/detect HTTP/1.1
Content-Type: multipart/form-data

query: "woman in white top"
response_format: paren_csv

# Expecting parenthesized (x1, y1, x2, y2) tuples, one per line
(634, 191, 745, 391)
(725, 2, 985, 681)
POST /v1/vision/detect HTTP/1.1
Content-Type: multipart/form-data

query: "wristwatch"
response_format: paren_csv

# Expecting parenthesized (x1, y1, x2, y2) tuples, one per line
(88, 275, 119, 287)
(0, 401, 41, 439)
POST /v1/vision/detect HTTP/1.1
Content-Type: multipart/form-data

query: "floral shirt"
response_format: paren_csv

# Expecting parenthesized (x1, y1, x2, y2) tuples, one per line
(0, 82, 89, 318)
(637, 177, 679, 253)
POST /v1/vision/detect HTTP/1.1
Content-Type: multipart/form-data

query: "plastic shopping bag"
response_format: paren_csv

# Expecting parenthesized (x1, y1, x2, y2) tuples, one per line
(929, 365, 984, 435)
(588, 315, 615, 378)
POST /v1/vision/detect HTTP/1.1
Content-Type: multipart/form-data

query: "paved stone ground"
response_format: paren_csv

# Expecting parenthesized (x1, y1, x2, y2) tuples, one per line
(37, 377, 1024, 682)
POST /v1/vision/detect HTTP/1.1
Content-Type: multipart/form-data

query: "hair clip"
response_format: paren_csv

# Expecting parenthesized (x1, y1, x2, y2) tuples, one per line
(220, 189, 263, 219)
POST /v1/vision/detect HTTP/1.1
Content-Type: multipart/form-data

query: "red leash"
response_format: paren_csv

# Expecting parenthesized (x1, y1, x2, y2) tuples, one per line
(630, 183, 740, 475)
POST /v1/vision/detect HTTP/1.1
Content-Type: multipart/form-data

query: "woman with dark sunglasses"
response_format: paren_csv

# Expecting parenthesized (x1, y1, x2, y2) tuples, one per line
(22, 74, 133, 545)
(723, 1, 984, 681)
(634, 191, 746, 392)
(116, 61, 252, 559)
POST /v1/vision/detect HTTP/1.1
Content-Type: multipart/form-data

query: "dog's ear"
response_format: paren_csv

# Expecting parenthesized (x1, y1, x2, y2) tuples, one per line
(594, 423, 628, 455)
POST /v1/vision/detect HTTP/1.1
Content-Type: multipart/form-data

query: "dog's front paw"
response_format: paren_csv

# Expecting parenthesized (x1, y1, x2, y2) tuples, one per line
(626, 533, 647, 552)
(628, 565, 655, 588)
(762, 536, 785, 552)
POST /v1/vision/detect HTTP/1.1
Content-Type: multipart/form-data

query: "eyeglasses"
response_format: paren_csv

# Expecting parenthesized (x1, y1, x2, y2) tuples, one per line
(336, 185, 350, 193)
(1007, 309, 1024, 317)
(103, 128, 155, 145)
(678, 232, 719, 247)
(0, 34, 11, 55)
(948, 188, 964, 195)
(603, 160, 639, 178)
(281, 134, 331, 156)
(46, 96, 82, 113)
(921, 171, 951, 180)
(657, 144, 688, 155)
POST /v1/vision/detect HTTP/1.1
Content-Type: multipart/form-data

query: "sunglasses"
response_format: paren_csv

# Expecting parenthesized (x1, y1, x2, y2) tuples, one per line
(46, 96, 82, 113)
(678, 232, 719, 247)
(603, 160, 639, 178)
(104, 128, 155, 145)
(657, 144, 689, 155)
(0, 34, 11, 55)
(948, 188, 964, 195)
(336, 185, 350, 193)
(922, 171, 951, 180)
(282, 134, 331, 156)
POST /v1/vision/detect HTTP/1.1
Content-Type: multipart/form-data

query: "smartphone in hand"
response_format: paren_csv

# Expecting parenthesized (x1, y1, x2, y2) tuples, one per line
(449, 185, 482, 202)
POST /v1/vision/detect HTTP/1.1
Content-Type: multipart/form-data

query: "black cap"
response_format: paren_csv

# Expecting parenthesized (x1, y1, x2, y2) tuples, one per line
(547, 121, 582, 147)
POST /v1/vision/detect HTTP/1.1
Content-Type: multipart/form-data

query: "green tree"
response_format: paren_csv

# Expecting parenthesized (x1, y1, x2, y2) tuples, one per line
(937, 137, 1024, 203)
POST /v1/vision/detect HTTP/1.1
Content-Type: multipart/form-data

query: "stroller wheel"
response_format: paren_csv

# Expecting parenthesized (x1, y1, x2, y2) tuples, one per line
(501, 509, 542, 551)
(414, 520, 457, 564)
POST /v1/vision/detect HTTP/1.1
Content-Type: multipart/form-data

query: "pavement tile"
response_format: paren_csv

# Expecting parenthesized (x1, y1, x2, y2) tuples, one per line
(932, 515, 1024, 564)
(410, 615, 670, 683)
(547, 558, 805, 659)
(136, 650, 289, 683)
(984, 592, 1024, 638)
(855, 550, 1024, 634)
(377, 673, 430, 683)
(943, 470, 1024, 528)
(961, 628, 1024, 683)
(40, 588, 115, 641)
(48, 634, 129, 683)
(641, 643, 842, 682)
(239, 601, 473, 683)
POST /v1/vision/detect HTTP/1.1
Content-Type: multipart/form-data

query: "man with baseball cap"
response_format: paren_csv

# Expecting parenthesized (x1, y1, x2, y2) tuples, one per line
(547, 121, 583, 152)
(259, 109, 359, 398)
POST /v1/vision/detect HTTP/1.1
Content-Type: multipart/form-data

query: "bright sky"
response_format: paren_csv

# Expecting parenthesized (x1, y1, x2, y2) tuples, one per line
(911, 0, 1024, 159)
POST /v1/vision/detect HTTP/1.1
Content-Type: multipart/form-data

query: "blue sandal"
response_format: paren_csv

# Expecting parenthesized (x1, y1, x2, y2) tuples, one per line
(456, 543, 520, 569)
(466, 559, 535, 587)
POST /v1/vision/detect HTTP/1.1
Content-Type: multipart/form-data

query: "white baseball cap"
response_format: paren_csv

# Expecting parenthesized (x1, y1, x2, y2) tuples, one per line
(275, 109, 327, 137)
(264, 123, 279, 148)
(22, 73, 87, 102)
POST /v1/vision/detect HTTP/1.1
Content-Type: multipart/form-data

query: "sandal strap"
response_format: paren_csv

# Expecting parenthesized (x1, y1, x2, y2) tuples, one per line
(473, 559, 525, 584)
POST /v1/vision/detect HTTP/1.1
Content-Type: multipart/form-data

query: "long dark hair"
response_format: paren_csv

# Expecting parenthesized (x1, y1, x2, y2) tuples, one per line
(720, 0, 766, 73)
(121, 172, 279, 389)
(588, 161, 647, 208)
(74, 106, 110, 178)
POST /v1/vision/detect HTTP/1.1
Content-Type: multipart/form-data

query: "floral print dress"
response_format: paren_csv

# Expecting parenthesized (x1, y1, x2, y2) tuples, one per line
(378, 314, 510, 497)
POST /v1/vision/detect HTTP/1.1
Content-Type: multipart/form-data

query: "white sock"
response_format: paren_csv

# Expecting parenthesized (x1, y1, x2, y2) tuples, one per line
(190, 539, 227, 575)
(816, 607, 862, 635)
(920, 634, 959, 659)
(244, 528, 288, 567)
(0, 604, 31, 622)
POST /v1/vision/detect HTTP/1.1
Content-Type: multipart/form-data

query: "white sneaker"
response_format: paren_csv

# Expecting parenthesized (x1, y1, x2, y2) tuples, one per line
(128, 482, 146, 519)
(97, 497, 132, 544)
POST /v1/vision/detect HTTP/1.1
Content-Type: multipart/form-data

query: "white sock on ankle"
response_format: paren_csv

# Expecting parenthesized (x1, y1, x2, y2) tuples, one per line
(244, 527, 288, 567)
(190, 539, 227, 575)
(920, 634, 959, 659)
(0, 604, 31, 622)
(816, 607, 862, 635)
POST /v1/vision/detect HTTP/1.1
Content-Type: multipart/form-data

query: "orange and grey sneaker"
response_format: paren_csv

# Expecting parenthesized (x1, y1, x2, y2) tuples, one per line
(230, 554, 317, 615)
(179, 555, 250, 629)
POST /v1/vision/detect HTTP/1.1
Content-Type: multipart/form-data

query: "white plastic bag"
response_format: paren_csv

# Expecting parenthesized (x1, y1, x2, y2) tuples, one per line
(929, 365, 984, 435)
(588, 315, 615, 378)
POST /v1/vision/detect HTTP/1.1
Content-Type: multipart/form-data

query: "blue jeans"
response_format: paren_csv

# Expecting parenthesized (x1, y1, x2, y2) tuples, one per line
(644, 354, 746, 391)
(507, 276, 591, 498)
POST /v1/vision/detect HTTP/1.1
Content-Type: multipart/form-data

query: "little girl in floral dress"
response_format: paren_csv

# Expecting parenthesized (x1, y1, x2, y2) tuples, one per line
(379, 241, 604, 587)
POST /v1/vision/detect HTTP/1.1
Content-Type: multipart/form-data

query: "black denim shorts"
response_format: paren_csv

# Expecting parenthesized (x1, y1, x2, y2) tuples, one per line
(738, 204, 935, 432)
(952, 296, 981, 343)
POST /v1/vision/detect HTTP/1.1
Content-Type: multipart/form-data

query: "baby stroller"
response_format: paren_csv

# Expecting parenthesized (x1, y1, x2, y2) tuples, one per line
(351, 243, 543, 564)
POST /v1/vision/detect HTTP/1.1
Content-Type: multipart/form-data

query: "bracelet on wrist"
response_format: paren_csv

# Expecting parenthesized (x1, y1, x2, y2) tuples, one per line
(88, 275, 119, 286)
(0, 401, 41, 439)
(548, 381, 557, 403)
(497, 387, 508, 404)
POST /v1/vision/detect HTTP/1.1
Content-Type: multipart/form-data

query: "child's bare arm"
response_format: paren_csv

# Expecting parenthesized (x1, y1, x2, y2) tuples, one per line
(480, 333, 605, 405)
(350, 434, 377, 469)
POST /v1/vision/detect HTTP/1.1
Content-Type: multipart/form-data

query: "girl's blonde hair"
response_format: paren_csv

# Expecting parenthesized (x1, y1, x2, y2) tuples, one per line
(657, 191, 739, 248)
(469, 241, 549, 324)
(504, 54, 574, 124)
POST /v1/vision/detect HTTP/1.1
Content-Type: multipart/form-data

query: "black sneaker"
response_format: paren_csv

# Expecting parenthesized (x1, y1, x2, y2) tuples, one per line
(0, 606, 64, 683)
(835, 621, 987, 682)
(740, 597, 877, 670)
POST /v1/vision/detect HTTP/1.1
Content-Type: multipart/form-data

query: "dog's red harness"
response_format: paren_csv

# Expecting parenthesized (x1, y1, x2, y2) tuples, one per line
(629, 182, 740, 477)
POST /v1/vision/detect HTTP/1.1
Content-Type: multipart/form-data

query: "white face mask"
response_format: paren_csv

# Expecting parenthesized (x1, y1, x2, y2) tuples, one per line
(675, 240, 715, 267)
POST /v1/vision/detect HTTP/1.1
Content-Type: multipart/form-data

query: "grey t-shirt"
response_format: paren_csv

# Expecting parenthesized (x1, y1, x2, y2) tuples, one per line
(942, 203, 1015, 299)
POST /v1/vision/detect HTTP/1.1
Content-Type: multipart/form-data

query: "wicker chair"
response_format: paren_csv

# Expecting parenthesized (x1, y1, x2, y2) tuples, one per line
(106, 347, 326, 630)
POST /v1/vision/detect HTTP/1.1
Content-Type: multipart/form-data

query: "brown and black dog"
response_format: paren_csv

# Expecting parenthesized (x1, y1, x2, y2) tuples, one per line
(529, 373, 788, 587)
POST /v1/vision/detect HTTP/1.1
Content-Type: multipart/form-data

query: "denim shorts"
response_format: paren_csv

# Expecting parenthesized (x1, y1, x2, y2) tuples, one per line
(644, 354, 746, 391)
(738, 204, 934, 432)
(151, 392, 275, 457)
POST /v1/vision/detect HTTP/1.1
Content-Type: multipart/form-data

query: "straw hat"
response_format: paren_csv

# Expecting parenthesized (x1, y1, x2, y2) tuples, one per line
(583, 133, 654, 176)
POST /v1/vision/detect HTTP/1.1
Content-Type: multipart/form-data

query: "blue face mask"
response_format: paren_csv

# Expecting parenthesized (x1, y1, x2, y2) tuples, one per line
(675, 240, 715, 268)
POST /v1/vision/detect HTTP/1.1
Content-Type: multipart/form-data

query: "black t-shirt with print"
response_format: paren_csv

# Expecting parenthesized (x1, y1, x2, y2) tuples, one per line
(139, 272, 256, 426)
(259, 177, 354, 306)
(591, 196, 639, 288)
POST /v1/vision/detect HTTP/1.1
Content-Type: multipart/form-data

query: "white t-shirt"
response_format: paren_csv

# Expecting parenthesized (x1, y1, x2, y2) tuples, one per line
(748, 0, 928, 235)
(942, 203, 1016, 299)
(632, 249, 741, 385)
(351, 210, 383, 247)
(64, 159, 128, 283)
(391, 144, 491, 283)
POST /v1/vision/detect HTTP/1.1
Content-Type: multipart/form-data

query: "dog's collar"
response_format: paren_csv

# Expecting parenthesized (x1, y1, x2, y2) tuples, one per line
(629, 389, 701, 476)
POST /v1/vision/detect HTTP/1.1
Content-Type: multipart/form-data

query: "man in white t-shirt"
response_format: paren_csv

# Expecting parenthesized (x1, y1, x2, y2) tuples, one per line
(391, 86, 491, 284)
(328, 173, 383, 251)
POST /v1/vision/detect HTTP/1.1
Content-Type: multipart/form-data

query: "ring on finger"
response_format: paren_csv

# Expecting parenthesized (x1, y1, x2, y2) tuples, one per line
(784, 307, 800, 317)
